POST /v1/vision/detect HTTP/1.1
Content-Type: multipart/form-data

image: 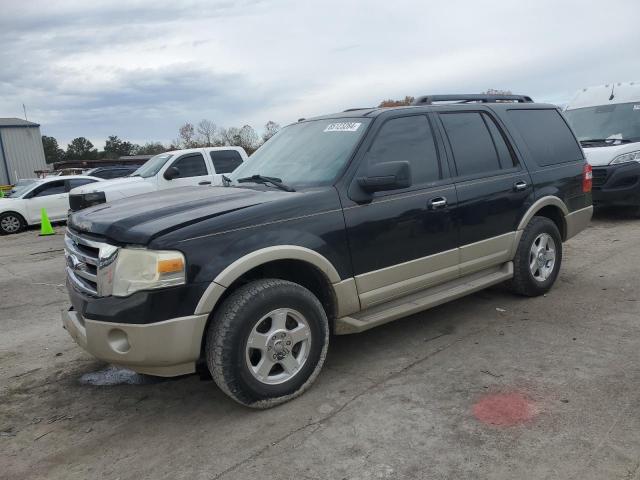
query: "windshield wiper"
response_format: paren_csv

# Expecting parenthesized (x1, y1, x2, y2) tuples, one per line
(580, 138, 632, 146)
(237, 174, 295, 192)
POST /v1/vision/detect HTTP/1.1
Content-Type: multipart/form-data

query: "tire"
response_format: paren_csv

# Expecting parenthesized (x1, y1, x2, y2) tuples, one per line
(509, 216, 562, 297)
(0, 212, 26, 235)
(206, 279, 329, 408)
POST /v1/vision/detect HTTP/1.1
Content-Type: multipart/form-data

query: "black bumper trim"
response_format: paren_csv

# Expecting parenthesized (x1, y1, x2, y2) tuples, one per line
(592, 162, 640, 207)
(66, 279, 208, 325)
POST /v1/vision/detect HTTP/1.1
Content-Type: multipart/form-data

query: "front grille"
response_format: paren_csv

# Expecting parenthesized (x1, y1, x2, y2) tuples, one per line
(64, 229, 118, 297)
(592, 168, 608, 188)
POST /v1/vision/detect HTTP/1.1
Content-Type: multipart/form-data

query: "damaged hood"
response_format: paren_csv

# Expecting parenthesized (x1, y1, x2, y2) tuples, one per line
(69, 185, 294, 244)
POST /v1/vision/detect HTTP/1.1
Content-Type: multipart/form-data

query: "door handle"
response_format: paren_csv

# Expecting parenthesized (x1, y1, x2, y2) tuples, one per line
(513, 181, 528, 191)
(428, 196, 447, 210)
(198, 181, 212, 185)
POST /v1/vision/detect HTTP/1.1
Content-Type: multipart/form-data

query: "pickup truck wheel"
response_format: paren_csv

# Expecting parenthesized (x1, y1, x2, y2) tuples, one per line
(206, 279, 329, 408)
(509, 216, 562, 297)
(0, 212, 26, 235)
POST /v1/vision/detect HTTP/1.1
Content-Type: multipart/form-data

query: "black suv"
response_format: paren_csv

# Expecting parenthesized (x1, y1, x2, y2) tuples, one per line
(62, 94, 593, 408)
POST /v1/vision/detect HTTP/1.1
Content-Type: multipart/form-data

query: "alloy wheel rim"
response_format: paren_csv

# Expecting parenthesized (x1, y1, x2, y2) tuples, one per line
(245, 308, 311, 385)
(529, 233, 556, 282)
(1, 215, 20, 233)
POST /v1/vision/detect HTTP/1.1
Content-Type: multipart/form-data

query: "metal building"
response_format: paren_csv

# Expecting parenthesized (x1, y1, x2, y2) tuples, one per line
(0, 118, 47, 185)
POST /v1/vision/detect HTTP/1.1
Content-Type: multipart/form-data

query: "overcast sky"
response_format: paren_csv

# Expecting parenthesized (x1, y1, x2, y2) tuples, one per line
(1, 0, 639, 149)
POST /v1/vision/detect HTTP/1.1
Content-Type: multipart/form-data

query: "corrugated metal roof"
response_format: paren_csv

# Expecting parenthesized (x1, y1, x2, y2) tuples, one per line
(0, 117, 40, 128)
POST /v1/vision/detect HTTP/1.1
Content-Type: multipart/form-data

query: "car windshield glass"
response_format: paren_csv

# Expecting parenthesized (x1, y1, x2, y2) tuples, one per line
(564, 102, 640, 144)
(229, 118, 371, 187)
(131, 153, 173, 178)
(7, 179, 37, 198)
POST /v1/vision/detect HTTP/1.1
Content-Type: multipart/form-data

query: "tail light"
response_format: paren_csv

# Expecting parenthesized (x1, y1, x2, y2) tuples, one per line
(583, 163, 592, 193)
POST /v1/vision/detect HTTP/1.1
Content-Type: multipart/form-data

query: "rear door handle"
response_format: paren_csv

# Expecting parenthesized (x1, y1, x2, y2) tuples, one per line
(428, 196, 447, 210)
(514, 181, 528, 191)
(198, 181, 212, 185)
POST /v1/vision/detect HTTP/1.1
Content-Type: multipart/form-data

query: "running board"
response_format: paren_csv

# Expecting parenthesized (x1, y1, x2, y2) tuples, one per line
(334, 262, 513, 335)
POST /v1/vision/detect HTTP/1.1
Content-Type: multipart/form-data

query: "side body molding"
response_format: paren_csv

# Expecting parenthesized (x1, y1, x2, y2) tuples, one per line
(194, 245, 358, 316)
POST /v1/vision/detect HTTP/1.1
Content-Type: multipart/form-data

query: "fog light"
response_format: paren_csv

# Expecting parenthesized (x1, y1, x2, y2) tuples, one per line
(107, 329, 130, 354)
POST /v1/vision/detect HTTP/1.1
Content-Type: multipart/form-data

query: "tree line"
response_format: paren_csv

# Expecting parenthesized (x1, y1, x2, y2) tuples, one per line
(41, 119, 281, 164)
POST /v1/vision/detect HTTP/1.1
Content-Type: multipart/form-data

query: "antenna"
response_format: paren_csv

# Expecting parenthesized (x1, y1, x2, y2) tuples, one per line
(22, 104, 28, 121)
(609, 84, 615, 101)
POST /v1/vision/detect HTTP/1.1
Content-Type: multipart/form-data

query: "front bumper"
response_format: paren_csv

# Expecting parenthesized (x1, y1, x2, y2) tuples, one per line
(62, 307, 208, 377)
(592, 162, 640, 207)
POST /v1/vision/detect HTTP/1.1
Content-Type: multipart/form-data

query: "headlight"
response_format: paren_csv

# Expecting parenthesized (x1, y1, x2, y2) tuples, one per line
(70, 191, 106, 211)
(610, 150, 640, 165)
(111, 248, 186, 297)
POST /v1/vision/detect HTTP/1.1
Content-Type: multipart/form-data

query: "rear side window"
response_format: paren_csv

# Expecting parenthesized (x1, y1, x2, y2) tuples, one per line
(210, 150, 243, 173)
(33, 180, 65, 197)
(507, 109, 583, 166)
(67, 178, 97, 190)
(440, 112, 504, 176)
(172, 153, 208, 178)
(365, 115, 440, 185)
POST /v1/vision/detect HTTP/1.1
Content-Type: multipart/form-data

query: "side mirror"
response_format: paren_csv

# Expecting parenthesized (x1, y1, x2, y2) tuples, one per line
(357, 161, 411, 193)
(163, 166, 180, 180)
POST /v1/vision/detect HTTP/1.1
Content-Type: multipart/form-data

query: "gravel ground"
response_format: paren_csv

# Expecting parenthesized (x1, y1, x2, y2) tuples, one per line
(1, 211, 639, 480)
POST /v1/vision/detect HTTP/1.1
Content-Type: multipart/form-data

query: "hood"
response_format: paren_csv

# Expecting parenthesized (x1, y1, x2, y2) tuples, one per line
(69, 185, 294, 244)
(71, 176, 154, 199)
(583, 141, 640, 166)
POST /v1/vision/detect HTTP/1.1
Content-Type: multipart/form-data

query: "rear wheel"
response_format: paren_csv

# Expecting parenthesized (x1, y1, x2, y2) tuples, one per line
(206, 279, 329, 408)
(0, 212, 26, 235)
(510, 216, 562, 297)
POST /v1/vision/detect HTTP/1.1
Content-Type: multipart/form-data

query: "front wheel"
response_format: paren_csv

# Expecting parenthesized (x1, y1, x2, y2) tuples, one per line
(0, 212, 26, 235)
(509, 216, 562, 297)
(206, 279, 329, 408)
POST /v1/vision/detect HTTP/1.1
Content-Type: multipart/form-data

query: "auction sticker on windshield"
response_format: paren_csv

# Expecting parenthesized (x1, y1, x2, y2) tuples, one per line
(634, 104, 640, 111)
(324, 122, 362, 132)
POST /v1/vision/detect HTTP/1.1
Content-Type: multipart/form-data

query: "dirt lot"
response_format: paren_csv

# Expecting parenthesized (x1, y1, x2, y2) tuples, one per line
(1, 211, 640, 480)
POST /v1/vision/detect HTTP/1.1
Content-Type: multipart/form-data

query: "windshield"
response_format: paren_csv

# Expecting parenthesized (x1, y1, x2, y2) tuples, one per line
(229, 118, 371, 187)
(564, 102, 640, 144)
(7, 179, 37, 198)
(131, 153, 173, 178)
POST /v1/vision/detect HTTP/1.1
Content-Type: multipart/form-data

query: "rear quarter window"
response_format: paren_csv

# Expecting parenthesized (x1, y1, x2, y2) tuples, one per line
(507, 109, 583, 167)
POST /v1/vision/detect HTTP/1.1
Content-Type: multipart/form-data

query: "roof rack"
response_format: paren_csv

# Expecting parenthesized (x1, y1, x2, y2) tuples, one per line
(411, 94, 534, 105)
(343, 107, 375, 112)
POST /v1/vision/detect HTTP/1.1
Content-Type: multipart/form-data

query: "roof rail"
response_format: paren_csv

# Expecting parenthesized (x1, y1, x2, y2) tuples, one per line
(411, 94, 534, 105)
(343, 107, 375, 112)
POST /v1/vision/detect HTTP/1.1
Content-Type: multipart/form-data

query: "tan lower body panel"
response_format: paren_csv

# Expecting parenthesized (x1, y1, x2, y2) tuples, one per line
(62, 309, 208, 377)
(335, 262, 513, 335)
(459, 232, 516, 275)
(565, 206, 593, 240)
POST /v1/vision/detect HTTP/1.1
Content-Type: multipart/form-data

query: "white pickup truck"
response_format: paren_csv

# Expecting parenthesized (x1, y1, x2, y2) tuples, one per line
(69, 146, 247, 211)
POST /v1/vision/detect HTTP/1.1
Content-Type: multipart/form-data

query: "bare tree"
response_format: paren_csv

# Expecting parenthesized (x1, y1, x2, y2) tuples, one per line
(197, 119, 218, 147)
(483, 88, 513, 95)
(262, 121, 280, 143)
(178, 122, 196, 148)
(238, 125, 259, 153)
(378, 96, 415, 107)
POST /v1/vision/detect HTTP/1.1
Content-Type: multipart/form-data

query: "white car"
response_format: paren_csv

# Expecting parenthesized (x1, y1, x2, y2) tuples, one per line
(564, 82, 640, 213)
(69, 147, 247, 211)
(0, 175, 102, 234)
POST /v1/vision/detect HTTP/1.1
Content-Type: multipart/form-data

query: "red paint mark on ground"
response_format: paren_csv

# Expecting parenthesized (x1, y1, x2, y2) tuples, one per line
(473, 392, 538, 427)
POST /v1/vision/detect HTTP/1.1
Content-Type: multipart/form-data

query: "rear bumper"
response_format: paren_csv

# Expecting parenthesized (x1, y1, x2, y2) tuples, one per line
(62, 307, 208, 377)
(592, 162, 640, 207)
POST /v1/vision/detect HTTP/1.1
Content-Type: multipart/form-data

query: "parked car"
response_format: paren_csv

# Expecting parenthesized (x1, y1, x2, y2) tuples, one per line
(68, 147, 247, 211)
(0, 175, 101, 234)
(62, 95, 592, 407)
(564, 82, 640, 213)
(85, 166, 138, 180)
